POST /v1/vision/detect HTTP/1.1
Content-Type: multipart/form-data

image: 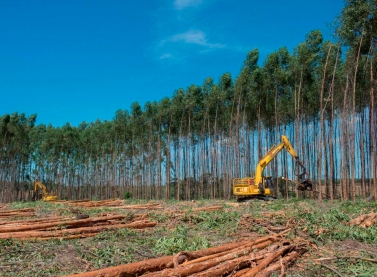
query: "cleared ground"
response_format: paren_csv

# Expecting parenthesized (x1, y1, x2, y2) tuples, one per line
(0, 198, 376, 276)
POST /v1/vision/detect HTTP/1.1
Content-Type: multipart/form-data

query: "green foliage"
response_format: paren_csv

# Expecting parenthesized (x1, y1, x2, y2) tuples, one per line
(92, 245, 133, 268)
(336, 0, 377, 53)
(94, 227, 138, 241)
(148, 212, 170, 223)
(154, 225, 210, 255)
(0, 238, 20, 247)
(124, 191, 132, 199)
(196, 210, 241, 230)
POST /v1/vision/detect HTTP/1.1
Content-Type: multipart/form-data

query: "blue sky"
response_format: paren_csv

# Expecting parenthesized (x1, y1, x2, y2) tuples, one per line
(1, 0, 345, 127)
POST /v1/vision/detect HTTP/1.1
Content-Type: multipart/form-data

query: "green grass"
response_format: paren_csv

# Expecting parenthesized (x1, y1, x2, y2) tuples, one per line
(154, 225, 210, 255)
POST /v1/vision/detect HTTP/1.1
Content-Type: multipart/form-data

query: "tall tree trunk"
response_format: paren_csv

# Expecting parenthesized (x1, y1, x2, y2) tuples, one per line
(295, 70, 303, 199)
(318, 44, 332, 202)
(351, 37, 363, 201)
(341, 75, 350, 200)
(370, 49, 377, 200)
(328, 46, 339, 202)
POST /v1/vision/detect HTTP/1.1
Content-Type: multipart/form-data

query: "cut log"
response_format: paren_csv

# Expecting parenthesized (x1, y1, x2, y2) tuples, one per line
(241, 245, 295, 277)
(0, 208, 36, 218)
(254, 249, 306, 277)
(0, 220, 156, 240)
(0, 214, 127, 233)
(109, 203, 164, 210)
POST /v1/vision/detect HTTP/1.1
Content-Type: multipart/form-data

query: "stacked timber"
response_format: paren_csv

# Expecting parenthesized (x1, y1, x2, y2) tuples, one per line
(0, 208, 36, 218)
(55, 199, 164, 210)
(63, 199, 125, 208)
(109, 203, 164, 210)
(0, 213, 156, 240)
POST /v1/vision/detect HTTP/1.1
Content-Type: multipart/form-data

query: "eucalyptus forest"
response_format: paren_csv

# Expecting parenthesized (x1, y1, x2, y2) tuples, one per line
(1, 0, 376, 203)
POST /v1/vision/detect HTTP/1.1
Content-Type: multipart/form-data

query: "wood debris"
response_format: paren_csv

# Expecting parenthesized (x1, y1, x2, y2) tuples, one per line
(261, 211, 286, 218)
(349, 212, 377, 228)
(192, 205, 223, 212)
(238, 214, 289, 234)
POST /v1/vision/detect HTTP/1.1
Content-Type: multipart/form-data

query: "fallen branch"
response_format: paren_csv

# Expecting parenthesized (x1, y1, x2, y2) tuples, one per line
(315, 255, 377, 264)
(320, 263, 343, 277)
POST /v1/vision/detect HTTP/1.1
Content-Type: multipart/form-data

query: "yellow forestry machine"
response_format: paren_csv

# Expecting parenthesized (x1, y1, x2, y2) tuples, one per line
(26, 175, 57, 201)
(233, 135, 312, 201)
(33, 179, 58, 201)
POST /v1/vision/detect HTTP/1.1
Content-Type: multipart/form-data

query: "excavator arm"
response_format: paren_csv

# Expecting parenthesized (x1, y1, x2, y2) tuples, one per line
(254, 135, 298, 185)
(255, 135, 311, 190)
(34, 180, 48, 195)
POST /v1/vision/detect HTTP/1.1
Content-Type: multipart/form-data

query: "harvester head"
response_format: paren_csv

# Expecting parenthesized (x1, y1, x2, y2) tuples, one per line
(297, 180, 313, 191)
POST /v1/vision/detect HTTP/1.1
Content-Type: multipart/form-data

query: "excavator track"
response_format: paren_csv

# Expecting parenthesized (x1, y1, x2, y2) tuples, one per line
(237, 196, 276, 202)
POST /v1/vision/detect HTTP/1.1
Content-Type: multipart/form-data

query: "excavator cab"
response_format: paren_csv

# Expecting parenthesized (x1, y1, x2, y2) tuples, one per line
(264, 176, 273, 189)
(233, 176, 275, 201)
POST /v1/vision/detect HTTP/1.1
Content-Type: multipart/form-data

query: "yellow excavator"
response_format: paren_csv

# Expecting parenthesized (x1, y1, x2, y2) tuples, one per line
(233, 135, 312, 201)
(26, 176, 58, 201)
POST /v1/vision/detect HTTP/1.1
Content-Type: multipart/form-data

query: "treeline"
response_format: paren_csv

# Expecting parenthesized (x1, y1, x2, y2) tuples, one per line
(1, 0, 376, 202)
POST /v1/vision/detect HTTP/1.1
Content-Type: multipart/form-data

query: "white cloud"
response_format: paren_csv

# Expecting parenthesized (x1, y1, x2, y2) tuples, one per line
(174, 0, 203, 10)
(159, 53, 173, 60)
(167, 30, 225, 48)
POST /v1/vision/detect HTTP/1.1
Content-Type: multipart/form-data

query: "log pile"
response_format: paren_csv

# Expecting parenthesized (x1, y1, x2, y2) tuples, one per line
(0, 213, 156, 240)
(55, 199, 164, 210)
(57, 199, 125, 208)
(349, 212, 377, 228)
(62, 230, 307, 277)
(0, 208, 36, 218)
(109, 203, 164, 210)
